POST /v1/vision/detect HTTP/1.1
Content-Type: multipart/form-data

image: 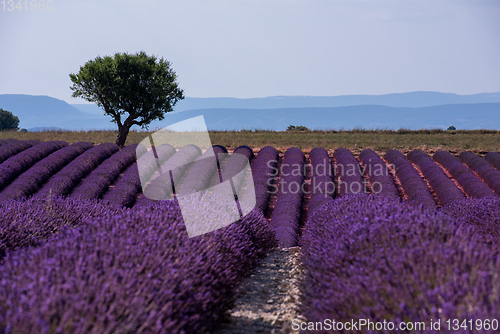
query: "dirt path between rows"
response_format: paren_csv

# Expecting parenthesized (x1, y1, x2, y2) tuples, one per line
(215, 247, 305, 334)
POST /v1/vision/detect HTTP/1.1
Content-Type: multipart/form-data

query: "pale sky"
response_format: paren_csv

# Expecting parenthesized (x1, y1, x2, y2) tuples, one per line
(1, 0, 499, 103)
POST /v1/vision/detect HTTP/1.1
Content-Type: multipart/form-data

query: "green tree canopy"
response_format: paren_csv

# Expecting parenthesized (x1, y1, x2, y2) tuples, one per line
(0, 108, 20, 131)
(69, 51, 184, 146)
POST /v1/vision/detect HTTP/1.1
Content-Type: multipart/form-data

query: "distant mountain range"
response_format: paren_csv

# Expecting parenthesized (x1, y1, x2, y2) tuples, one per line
(146, 103, 500, 131)
(171, 91, 500, 111)
(72, 91, 500, 114)
(1, 92, 499, 131)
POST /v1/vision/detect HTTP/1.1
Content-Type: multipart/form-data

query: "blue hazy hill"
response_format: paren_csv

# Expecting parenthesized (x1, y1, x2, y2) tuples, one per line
(71, 91, 500, 114)
(0, 94, 107, 130)
(169, 91, 500, 111)
(148, 103, 500, 131)
(1, 93, 500, 131)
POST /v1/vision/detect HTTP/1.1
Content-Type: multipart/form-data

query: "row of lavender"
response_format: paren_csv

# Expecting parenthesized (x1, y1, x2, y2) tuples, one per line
(459, 151, 500, 197)
(0, 141, 68, 191)
(3, 140, 500, 332)
(270, 147, 305, 247)
(0, 198, 277, 333)
(434, 150, 497, 199)
(0, 138, 268, 211)
(308, 147, 335, 215)
(36, 143, 120, 199)
(385, 149, 437, 210)
(239, 146, 499, 248)
(103, 143, 177, 207)
(0, 142, 270, 261)
(250, 146, 279, 212)
(0, 140, 40, 164)
(0, 142, 280, 332)
(2, 140, 500, 210)
(300, 194, 500, 333)
(0, 142, 94, 201)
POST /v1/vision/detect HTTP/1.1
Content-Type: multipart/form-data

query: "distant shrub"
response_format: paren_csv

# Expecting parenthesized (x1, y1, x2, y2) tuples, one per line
(286, 125, 309, 132)
(0, 108, 20, 131)
(447, 125, 456, 130)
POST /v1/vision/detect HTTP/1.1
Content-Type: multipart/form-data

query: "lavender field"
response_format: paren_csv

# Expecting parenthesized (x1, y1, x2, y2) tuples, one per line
(0, 139, 500, 333)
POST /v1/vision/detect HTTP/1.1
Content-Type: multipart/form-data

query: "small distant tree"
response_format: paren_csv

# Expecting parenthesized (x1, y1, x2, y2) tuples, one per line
(0, 108, 20, 131)
(287, 125, 309, 131)
(447, 125, 456, 131)
(69, 51, 184, 146)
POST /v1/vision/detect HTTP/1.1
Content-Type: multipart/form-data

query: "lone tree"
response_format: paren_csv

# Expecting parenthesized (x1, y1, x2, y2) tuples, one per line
(0, 108, 20, 131)
(70, 51, 184, 146)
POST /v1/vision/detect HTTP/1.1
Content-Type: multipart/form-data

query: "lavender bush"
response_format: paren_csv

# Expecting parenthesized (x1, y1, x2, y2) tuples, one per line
(0, 141, 67, 191)
(176, 145, 228, 196)
(359, 148, 399, 199)
(0, 142, 93, 201)
(136, 143, 176, 186)
(485, 152, 500, 171)
(407, 149, 464, 206)
(308, 147, 335, 215)
(333, 147, 364, 196)
(251, 146, 279, 212)
(220, 145, 254, 186)
(142, 144, 202, 200)
(444, 197, 500, 247)
(36, 143, 119, 198)
(270, 147, 304, 247)
(301, 194, 500, 334)
(70, 144, 138, 200)
(459, 151, 500, 197)
(0, 196, 121, 259)
(433, 150, 496, 199)
(0, 200, 276, 333)
(102, 161, 142, 207)
(0, 140, 40, 164)
(103, 144, 177, 207)
(385, 149, 437, 210)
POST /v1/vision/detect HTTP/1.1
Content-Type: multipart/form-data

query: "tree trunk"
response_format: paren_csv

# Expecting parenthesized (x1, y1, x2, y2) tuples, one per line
(116, 125, 130, 147)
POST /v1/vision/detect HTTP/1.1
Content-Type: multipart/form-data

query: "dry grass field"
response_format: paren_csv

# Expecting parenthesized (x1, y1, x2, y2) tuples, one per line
(1, 128, 499, 153)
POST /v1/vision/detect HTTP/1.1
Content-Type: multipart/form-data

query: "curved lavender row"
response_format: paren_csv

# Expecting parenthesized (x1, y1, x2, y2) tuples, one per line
(0, 196, 121, 259)
(0, 142, 93, 201)
(0, 201, 277, 333)
(251, 146, 279, 212)
(434, 150, 496, 199)
(134, 145, 228, 207)
(135, 142, 148, 160)
(220, 145, 254, 193)
(0, 140, 40, 164)
(0, 139, 14, 146)
(301, 194, 500, 329)
(137, 143, 176, 186)
(459, 151, 500, 197)
(333, 147, 365, 196)
(0, 141, 67, 192)
(105, 145, 198, 207)
(407, 149, 464, 206)
(485, 152, 500, 171)
(385, 149, 438, 210)
(215, 145, 256, 216)
(444, 197, 500, 247)
(69, 144, 138, 200)
(102, 161, 141, 207)
(359, 148, 399, 199)
(176, 145, 228, 196)
(308, 147, 335, 215)
(270, 147, 304, 247)
(35, 143, 119, 198)
(143, 145, 202, 200)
